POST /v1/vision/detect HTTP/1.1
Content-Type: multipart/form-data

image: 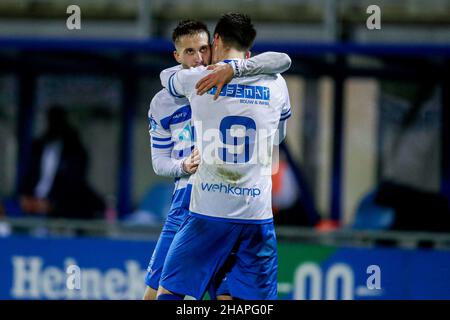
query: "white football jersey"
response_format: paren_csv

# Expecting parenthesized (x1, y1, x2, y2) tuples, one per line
(148, 84, 194, 191)
(167, 61, 291, 222)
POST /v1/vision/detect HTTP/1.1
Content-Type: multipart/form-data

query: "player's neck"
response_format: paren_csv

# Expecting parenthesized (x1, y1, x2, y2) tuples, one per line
(221, 48, 245, 61)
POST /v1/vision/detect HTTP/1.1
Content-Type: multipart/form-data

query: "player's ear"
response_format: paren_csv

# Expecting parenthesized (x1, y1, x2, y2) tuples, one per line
(173, 50, 181, 64)
(245, 51, 251, 59)
(213, 34, 220, 47)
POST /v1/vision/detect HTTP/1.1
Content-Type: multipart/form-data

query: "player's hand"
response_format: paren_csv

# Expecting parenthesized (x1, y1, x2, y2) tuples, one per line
(195, 64, 234, 100)
(182, 148, 200, 174)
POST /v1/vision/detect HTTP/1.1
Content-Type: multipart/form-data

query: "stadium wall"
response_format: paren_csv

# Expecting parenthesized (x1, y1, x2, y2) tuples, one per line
(1, 236, 449, 300)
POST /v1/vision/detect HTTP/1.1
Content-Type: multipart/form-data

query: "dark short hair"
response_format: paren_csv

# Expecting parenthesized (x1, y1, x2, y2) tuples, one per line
(213, 13, 256, 51)
(172, 20, 210, 45)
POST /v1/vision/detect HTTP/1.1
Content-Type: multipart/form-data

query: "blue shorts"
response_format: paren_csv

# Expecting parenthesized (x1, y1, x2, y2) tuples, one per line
(145, 185, 231, 298)
(208, 253, 234, 299)
(144, 204, 189, 290)
(159, 213, 278, 300)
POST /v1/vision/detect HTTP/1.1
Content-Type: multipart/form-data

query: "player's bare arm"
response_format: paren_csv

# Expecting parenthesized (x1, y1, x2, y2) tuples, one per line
(162, 52, 291, 100)
(195, 64, 234, 100)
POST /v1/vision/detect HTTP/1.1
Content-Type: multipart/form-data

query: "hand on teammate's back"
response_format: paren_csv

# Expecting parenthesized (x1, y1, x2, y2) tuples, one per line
(182, 147, 200, 174)
(195, 64, 234, 100)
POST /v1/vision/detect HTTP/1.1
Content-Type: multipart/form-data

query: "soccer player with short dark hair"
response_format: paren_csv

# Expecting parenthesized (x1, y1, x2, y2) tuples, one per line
(144, 16, 291, 300)
(157, 13, 292, 300)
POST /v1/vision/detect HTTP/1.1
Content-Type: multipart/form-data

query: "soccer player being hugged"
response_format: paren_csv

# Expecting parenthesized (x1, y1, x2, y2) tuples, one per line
(144, 18, 291, 300)
(156, 13, 292, 300)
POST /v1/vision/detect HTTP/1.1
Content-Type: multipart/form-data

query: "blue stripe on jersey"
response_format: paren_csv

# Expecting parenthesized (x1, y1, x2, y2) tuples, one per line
(152, 136, 172, 142)
(168, 74, 184, 98)
(160, 105, 192, 130)
(281, 109, 291, 116)
(280, 111, 292, 121)
(167, 74, 175, 97)
(176, 147, 193, 159)
(152, 142, 174, 149)
(189, 211, 274, 225)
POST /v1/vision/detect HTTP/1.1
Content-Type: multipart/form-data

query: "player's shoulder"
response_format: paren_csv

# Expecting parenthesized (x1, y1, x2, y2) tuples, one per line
(160, 64, 182, 87)
(174, 66, 209, 92)
(150, 89, 171, 110)
(275, 73, 286, 83)
(178, 65, 208, 78)
(262, 74, 289, 103)
(162, 65, 182, 74)
(149, 88, 187, 119)
(272, 73, 289, 91)
(237, 68, 279, 84)
(160, 64, 182, 78)
(184, 65, 210, 75)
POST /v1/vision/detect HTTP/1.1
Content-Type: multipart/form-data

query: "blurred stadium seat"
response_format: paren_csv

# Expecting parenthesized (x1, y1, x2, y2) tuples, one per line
(123, 182, 173, 225)
(353, 190, 394, 230)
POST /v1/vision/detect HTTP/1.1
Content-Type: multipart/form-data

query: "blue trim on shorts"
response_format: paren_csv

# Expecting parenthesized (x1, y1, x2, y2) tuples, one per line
(189, 211, 273, 225)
